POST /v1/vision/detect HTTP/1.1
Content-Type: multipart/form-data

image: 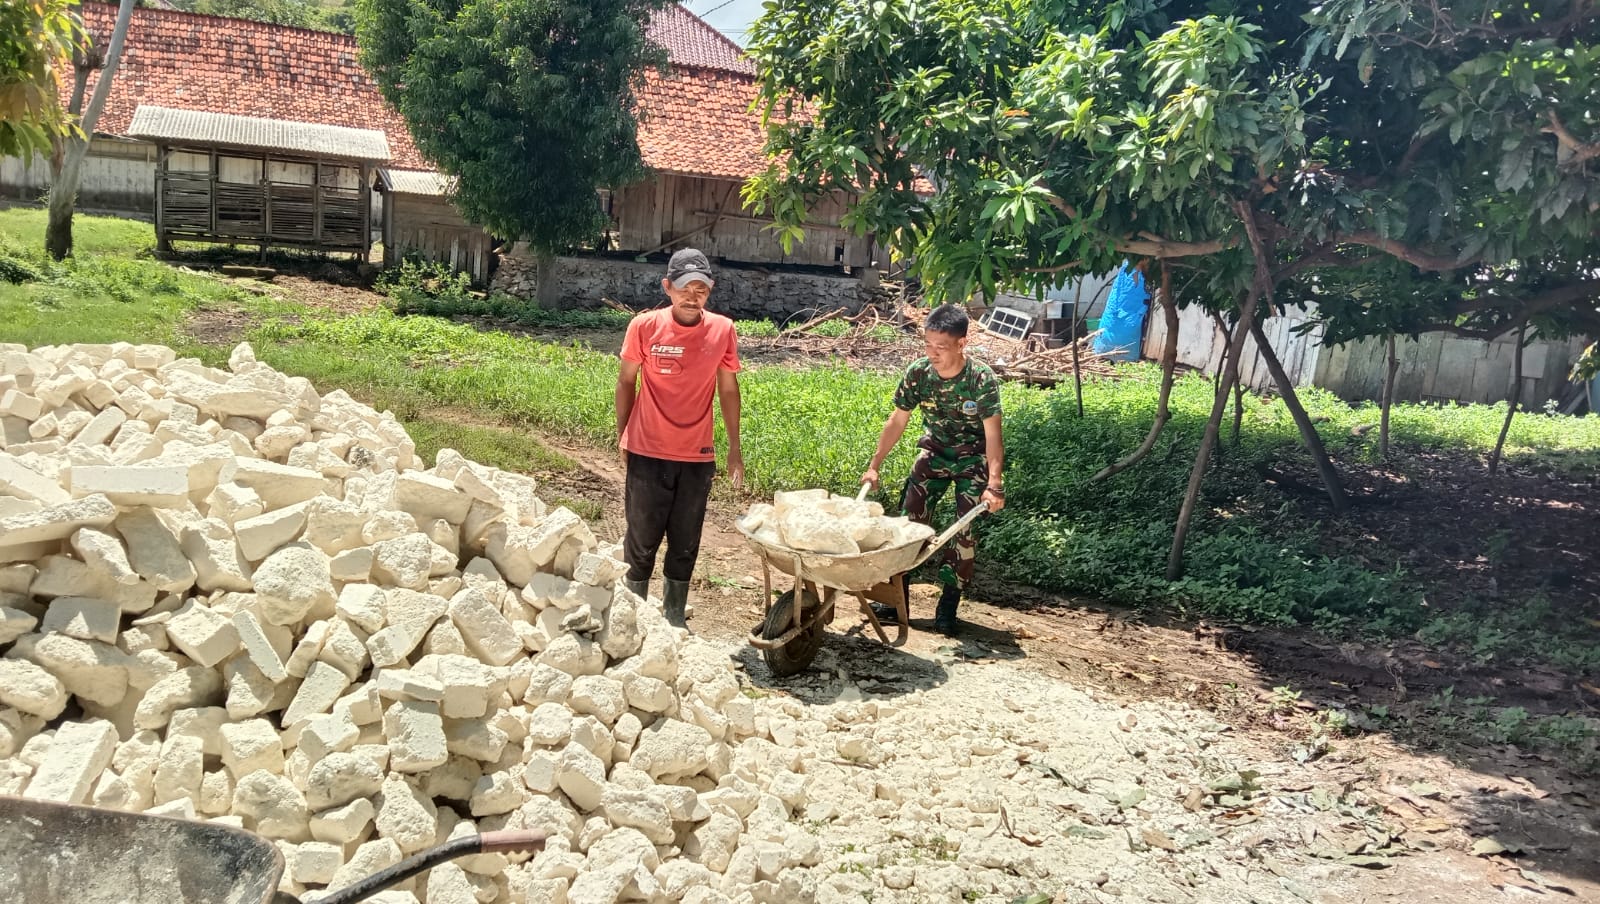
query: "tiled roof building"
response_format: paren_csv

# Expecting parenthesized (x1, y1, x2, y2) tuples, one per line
(71, 2, 765, 178)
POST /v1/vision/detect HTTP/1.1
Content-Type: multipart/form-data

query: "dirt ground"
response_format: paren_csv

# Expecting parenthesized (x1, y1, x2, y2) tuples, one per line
(527, 431, 1600, 903)
(178, 281, 1600, 900)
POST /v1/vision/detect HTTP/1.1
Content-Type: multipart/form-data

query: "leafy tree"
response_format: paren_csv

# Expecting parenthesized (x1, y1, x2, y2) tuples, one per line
(171, 0, 319, 29)
(744, 0, 1600, 577)
(46, 0, 134, 261)
(0, 0, 84, 160)
(357, 0, 670, 300)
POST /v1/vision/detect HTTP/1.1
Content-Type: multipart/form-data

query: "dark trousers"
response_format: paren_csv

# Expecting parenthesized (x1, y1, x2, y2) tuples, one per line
(623, 452, 716, 583)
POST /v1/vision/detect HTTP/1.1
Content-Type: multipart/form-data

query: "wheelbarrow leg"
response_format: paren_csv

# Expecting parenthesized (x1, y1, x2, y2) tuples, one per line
(857, 575, 909, 647)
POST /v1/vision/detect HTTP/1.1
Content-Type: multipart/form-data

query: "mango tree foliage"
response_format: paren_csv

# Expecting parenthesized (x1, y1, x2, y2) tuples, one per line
(357, 0, 670, 252)
(744, 0, 1600, 338)
(0, 0, 83, 160)
(745, 0, 1600, 577)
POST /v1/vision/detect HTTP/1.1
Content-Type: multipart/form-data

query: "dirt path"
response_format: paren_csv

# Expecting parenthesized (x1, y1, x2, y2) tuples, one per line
(525, 430, 1600, 902)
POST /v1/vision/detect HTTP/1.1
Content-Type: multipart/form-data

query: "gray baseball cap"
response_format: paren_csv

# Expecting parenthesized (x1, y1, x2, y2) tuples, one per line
(667, 248, 715, 288)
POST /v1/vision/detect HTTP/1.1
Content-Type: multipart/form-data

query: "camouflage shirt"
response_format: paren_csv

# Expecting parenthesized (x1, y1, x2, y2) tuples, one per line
(892, 357, 1003, 453)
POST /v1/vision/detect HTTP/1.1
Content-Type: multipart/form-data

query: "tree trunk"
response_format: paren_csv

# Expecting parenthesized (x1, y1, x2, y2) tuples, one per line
(1167, 203, 1271, 581)
(1167, 304, 1257, 580)
(1250, 317, 1349, 514)
(534, 248, 561, 308)
(1094, 261, 1178, 481)
(1488, 324, 1526, 475)
(46, 0, 136, 261)
(1070, 277, 1085, 417)
(1380, 334, 1398, 459)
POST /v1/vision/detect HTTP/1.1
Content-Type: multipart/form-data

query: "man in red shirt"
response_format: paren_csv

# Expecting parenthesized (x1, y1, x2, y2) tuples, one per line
(615, 248, 744, 628)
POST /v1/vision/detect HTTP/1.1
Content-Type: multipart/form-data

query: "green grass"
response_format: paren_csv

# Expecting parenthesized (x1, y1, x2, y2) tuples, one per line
(6, 208, 1600, 665)
(253, 308, 1600, 648)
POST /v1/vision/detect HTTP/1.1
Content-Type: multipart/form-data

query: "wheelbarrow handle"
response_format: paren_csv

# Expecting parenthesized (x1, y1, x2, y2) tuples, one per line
(309, 831, 546, 904)
(910, 499, 991, 571)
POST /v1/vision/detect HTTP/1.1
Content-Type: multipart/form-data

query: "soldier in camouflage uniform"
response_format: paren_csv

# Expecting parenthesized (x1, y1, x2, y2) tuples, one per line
(862, 304, 1005, 634)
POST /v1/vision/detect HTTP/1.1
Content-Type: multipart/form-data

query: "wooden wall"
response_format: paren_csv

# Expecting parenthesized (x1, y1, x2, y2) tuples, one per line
(608, 173, 874, 269)
(382, 193, 492, 286)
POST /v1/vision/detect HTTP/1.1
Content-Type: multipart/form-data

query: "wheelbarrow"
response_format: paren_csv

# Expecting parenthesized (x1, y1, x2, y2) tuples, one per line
(738, 487, 989, 677)
(0, 795, 546, 904)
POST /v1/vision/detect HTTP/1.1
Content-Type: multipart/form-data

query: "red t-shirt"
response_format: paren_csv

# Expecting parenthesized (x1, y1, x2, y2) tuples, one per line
(620, 308, 740, 462)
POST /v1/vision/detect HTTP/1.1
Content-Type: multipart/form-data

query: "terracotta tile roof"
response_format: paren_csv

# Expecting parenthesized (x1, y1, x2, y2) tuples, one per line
(72, 2, 766, 178)
(75, 3, 428, 168)
(636, 67, 771, 181)
(644, 4, 755, 76)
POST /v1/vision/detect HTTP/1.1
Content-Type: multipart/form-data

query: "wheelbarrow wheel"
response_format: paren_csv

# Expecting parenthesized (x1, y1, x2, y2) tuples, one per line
(761, 588, 825, 677)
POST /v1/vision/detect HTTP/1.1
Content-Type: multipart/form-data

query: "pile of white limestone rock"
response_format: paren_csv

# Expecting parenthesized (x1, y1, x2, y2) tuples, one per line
(0, 342, 821, 904)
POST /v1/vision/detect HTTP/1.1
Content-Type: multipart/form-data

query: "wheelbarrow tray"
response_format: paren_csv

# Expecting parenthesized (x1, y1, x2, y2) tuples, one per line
(0, 795, 283, 904)
(735, 524, 929, 592)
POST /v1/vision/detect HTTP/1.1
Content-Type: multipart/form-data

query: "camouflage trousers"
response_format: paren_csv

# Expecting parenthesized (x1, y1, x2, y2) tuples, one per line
(899, 444, 988, 590)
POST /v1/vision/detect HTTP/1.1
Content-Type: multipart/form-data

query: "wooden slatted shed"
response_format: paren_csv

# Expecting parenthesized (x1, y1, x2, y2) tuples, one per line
(129, 105, 388, 257)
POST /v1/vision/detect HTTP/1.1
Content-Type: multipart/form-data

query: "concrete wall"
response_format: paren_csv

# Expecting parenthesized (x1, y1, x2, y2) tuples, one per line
(2, 139, 156, 216)
(493, 249, 881, 321)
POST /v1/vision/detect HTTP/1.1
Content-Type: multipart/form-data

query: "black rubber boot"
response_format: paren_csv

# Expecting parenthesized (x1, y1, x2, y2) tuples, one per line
(662, 578, 690, 628)
(871, 574, 913, 625)
(933, 584, 961, 635)
(624, 577, 650, 601)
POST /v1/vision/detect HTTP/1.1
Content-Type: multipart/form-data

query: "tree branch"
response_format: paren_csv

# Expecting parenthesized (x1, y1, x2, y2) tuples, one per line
(1543, 111, 1600, 167)
(1041, 191, 1235, 259)
(1336, 231, 1468, 271)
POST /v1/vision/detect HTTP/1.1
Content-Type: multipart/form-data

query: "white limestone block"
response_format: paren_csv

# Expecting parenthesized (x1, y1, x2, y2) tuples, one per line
(305, 751, 385, 811)
(0, 606, 38, 645)
(556, 741, 608, 812)
(630, 719, 713, 782)
(26, 633, 130, 707)
(370, 533, 435, 591)
(0, 451, 69, 504)
(283, 661, 353, 727)
(232, 769, 311, 841)
(70, 527, 140, 586)
(164, 598, 240, 668)
(330, 546, 374, 583)
(447, 586, 521, 666)
(375, 669, 446, 703)
(396, 471, 473, 524)
(220, 719, 286, 779)
(0, 656, 69, 720)
(234, 500, 314, 562)
(384, 700, 449, 773)
(153, 733, 205, 806)
(114, 507, 196, 594)
(310, 796, 376, 845)
(375, 773, 439, 854)
(232, 459, 328, 510)
(41, 596, 122, 644)
(303, 498, 365, 560)
(206, 482, 265, 525)
(67, 463, 189, 507)
(179, 518, 254, 593)
(0, 493, 116, 545)
(21, 719, 117, 804)
(255, 544, 337, 626)
(284, 619, 332, 679)
(335, 584, 386, 635)
(233, 609, 289, 682)
(294, 841, 345, 886)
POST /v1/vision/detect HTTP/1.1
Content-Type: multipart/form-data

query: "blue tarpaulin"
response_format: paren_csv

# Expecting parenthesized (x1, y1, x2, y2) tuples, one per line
(1092, 262, 1149, 362)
